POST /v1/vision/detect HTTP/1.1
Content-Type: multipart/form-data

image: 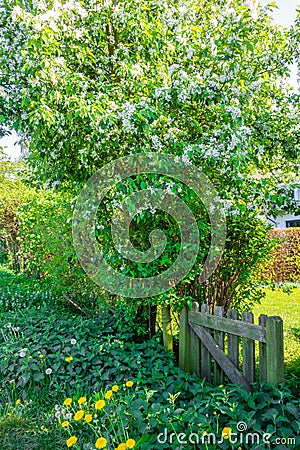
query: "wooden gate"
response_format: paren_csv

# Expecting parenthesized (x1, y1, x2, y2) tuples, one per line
(179, 303, 284, 391)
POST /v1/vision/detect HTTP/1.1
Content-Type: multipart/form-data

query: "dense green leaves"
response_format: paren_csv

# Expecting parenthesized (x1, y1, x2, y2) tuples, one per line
(0, 0, 299, 316)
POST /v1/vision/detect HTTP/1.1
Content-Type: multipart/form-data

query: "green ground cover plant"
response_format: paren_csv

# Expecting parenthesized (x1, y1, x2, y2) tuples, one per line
(0, 270, 299, 450)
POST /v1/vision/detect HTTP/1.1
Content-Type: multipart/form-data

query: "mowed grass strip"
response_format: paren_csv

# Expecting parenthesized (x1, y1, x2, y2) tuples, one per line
(252, 287, 300, 378)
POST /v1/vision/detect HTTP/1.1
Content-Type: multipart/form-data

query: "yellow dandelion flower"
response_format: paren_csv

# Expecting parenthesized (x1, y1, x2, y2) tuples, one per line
(95, 437, 107, 449)
(84, 414, 93, 423)
(219, 384, 224, 388)
(112, 385, 119, 392)
(61, 421, 69, 428)
(41, 425, 45, 430)
(202, 431, 207, 436)
(39, 354, 44, 358)
(222, 427, 232, 439)
(126, 439, 136, 449)
(28, 356, 32, 359)
(95, 400, 105, 410)
(64, 398, 72, 406)
(66, 436, 78, 448)
(104, 390, 113, 399)
(78, 396, 86, 405)
(115, 444, 126, 450)
(74, 410, 84, 421)
(15, 399, 21, 405)
(125, 381, 133, 387)
(213, 411, 217, 415)
(65, 356, 73, 362)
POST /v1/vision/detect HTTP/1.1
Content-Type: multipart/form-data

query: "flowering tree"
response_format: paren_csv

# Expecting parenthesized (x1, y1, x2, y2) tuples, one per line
(1, 0, 299, 336)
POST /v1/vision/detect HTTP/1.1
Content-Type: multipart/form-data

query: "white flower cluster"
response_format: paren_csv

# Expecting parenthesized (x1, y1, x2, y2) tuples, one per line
(151, 135, 163, 150)
(54, 404, 72, 420)
(117, 102, 137, 133)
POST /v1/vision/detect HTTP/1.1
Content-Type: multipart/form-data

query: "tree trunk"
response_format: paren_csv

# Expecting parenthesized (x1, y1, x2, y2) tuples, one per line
(161, 304, 173, 351)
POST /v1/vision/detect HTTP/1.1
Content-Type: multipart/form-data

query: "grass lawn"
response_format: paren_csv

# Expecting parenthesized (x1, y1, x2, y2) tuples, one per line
(252, 287, 300, 381)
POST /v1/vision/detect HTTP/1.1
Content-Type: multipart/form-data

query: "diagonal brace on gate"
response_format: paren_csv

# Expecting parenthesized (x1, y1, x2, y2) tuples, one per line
(189, 322, 251, 391)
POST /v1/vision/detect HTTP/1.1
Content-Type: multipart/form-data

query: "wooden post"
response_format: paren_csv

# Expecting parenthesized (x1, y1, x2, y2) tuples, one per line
(161, 305, 173, 352)
(200, 304, 211, 381)
(190, 302, 200, 375)
(179, 306, 190, 373)
(242, 311, 255, 384)
(266, 316, 284, 384)
(227, 309, 239, 369)
(213, 306, 224, 384)
(259, 314, 267, 382)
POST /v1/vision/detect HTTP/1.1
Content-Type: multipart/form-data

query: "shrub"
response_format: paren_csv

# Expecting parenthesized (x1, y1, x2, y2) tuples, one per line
(17, 189, 103, 311)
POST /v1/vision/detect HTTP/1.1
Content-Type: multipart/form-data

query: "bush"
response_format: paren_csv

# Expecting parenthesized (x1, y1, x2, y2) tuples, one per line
(17, 189, 103, 311)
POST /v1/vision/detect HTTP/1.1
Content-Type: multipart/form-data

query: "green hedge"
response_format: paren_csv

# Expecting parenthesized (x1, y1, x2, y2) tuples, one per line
(262, 228, 300, 282)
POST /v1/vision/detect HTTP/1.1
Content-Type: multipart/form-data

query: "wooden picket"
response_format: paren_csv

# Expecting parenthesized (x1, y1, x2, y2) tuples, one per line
(179, 303, 284, 391)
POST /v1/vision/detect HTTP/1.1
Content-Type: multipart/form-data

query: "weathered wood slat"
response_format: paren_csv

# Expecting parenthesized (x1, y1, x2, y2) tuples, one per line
(190, 302, 200, 375)
(213, 306, 224, 385)
(242, 312, 255, 384)
(259, 314, 267, 382)
(190, 322, 251, 391)
(179, 307, 190, 373)
(227, 309, 239, 369)
(266, 316, 284, 384)
(188, 311, 266, 342)
(200, 304, 211, 382)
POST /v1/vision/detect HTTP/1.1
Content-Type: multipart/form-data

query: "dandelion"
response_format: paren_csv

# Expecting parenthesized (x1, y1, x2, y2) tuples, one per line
(28, 356, 32, 359)
(78, 397, 86, 405)
(39, 354, 44, 358)
(61, 421, 69, 428)
(64, 398, 72, 406)
(45, 368, 52, 375)
(95, 437, 107, 449)
(70, 339, 77, 345)
(15, 399, 21, 405)
(66, 436, 78, 447)
(125, 381, 133, 387)
(74, 410, 84, 421)
(222, 427, 232, 439)
(112, 385, 119, 392)
(126, 439, 136, 449)
(95, 400, 105, 410)
(84, 414, 92, 423)
(104, 390, 112, 399)
(65, 356, 73, 362)
(115, 444, 126, 450)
